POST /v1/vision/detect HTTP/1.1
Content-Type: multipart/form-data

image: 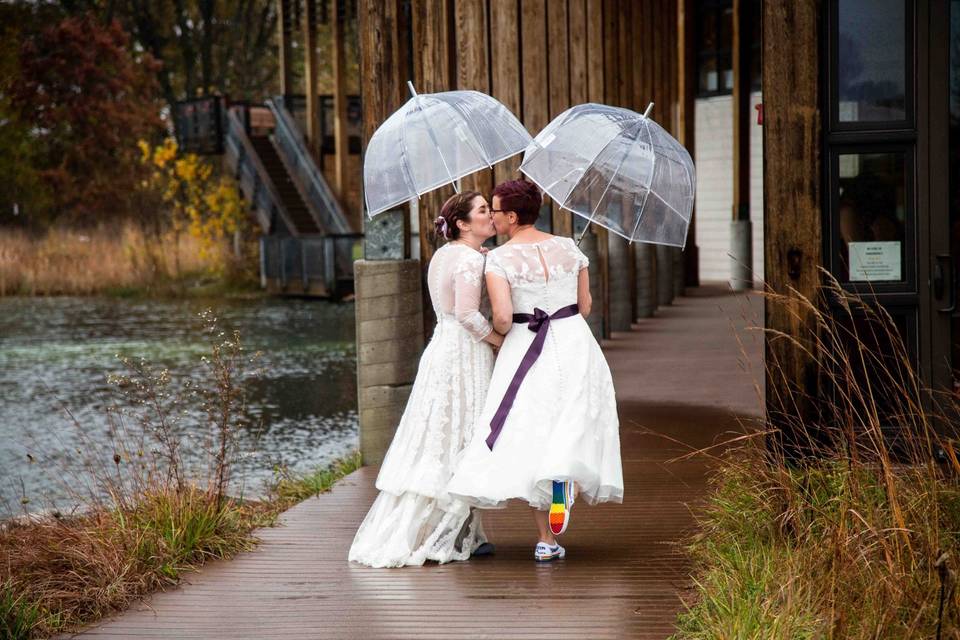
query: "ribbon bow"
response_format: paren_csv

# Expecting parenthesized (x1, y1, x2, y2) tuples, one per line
(486, 303, 580, 450)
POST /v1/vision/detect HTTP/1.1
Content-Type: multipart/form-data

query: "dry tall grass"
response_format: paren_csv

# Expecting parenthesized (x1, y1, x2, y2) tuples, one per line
(674, 275, 960, 639)
(0, 225, 231, 296)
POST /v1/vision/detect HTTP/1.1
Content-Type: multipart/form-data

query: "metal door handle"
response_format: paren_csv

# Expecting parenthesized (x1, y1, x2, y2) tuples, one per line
(934, 254, 956, 313)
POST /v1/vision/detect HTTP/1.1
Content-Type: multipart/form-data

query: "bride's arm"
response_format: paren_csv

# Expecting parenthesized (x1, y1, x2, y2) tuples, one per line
(486, 272, 514, 335)
(454, 257, 502, 346)
(577, 268, 592, 318)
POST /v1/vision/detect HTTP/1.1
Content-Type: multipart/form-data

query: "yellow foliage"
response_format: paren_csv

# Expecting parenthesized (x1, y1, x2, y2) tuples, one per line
(137, 138, 247, 269)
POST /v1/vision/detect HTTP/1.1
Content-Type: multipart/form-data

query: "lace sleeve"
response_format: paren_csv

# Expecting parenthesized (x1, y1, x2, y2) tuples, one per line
(571, 238, 590, 271)
(484, 250, 508, 280)
(453, 253, 493, 343)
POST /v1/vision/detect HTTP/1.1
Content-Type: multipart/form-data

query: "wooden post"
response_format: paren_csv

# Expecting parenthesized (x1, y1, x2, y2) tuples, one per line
(455, 0, 492, 198)
(583, 0, 606, 341)
(333, 0, 349, 201)
(277, 0, 294, 97)
(730, 0, 753, 290)
(763, 1, 822, 454)
(304, 0, 320, 161)
(547, 0, 572, 238)
(357, 0, 420, 466)
(678, 0, 699, 287)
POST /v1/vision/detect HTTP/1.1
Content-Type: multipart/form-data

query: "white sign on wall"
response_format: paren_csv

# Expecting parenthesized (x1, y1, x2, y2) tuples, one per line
(848, 241, 902, 282)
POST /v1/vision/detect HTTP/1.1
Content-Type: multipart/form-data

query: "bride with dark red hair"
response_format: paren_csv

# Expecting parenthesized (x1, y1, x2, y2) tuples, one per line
(349, 190, 504, 568)
(447, 179, 623, 563)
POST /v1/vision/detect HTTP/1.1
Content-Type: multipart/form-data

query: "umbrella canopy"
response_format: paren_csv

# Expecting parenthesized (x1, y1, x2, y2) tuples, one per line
(363, 83, 532, 217)
(519, 103, 695, 248)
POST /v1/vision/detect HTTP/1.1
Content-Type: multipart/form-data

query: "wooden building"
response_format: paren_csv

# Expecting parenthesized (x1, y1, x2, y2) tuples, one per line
(352, 0, 960, 463)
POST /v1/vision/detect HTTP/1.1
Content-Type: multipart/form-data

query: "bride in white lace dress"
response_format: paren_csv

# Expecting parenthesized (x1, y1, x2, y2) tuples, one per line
(447, 180, 623, 561)
(349, 191, 503, 568)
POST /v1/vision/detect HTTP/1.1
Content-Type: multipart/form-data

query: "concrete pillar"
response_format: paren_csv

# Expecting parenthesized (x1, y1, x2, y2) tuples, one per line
(634, 243, 656, 319)
(656, 244, 674, 306)
(607, 234, 633, 333)
(354, 259, 423, 465)
(730, 219, 753, 290)
(672, 247, 685, 297)
(579, 231, 604, 341)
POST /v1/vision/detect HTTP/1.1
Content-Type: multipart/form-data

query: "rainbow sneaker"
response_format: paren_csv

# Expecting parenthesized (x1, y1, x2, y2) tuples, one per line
(549, 480, 575, 536)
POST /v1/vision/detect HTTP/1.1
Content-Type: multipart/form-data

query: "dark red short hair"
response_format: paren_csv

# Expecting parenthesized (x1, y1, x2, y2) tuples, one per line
(492, 179, 542, 225)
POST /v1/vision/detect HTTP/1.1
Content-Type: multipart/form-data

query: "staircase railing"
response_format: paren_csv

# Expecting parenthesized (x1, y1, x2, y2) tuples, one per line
(224, 107, 300, 237)
(268, 96, 353, 235)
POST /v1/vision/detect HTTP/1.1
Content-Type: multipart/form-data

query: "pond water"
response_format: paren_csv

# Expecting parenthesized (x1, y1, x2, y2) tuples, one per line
(0, 296, 358, 519)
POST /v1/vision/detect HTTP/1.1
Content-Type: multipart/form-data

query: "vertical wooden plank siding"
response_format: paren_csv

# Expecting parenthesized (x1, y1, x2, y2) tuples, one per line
(631, 1, 645, 111)
(586, 0, 604, 105)
(678, 0, 699, 286)
(762, 1, 822, 442)
(455, 0, 493, 198)
(490, 0, 523, 185)
(548, 0, 572, 237)
(412, 0, 454, 268)
(520, 0, 549, 149)
(617, 1, 633, 110)
(304, 0, 320, 160)
(568, 0, 588, 105)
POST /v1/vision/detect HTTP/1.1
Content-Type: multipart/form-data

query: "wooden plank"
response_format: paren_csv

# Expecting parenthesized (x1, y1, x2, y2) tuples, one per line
(455, 0, 493, 199)
(617, 0, 632, 110)
(548, 0, 572, 237)
(569, 0, 587, 105)
(412, 0, 454, 269)
(303, 0, 320, 160)
(491, 0, 522, 187)
(678, 0, 699, 286)
(520, 0, 549, 136)
(762, 1, 822, 448)
(732, 0, 750, 221)
(75, 293, 765, 640)
(586, 0, 604, 104)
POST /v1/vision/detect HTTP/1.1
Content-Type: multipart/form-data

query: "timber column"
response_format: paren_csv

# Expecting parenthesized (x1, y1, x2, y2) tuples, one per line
(356, 0, 421, 465)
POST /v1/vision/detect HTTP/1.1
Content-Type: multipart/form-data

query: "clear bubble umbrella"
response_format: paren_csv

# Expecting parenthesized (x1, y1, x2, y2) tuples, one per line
(519, 102, 695, 248)
(363, 82, 533, 218)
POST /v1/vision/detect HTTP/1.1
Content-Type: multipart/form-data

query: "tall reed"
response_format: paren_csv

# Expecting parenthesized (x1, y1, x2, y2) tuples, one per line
(674, 274, 960, 639)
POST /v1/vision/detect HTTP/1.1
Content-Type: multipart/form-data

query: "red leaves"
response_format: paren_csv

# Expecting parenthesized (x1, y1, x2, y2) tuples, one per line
(9, 14, 164, 222)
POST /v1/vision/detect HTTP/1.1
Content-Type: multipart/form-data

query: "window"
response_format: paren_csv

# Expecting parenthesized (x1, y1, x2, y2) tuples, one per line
(696, 0, 761, 97)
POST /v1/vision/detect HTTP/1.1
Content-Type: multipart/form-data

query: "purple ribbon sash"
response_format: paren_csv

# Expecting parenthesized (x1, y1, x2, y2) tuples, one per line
(485, 303, 580, 450)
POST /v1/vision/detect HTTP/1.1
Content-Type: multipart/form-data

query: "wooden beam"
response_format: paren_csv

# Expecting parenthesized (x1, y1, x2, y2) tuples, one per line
(548, 0, 572, 237)
(277, 0, 294, 96)
(732, 0, 751, 221)
(304, 0, 320, 160)
(491, 0, 522, 186)
(617, 0, 632, 110)
(678, 0, 699, 286)
(762, 1, 822, 449)
(332, 0, 349, 202)
(412, 0, 454, 268)
(455, 0, 492, 198)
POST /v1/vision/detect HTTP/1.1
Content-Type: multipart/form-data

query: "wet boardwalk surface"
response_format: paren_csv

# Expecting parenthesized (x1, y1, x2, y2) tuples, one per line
(71, 287, 763, 640)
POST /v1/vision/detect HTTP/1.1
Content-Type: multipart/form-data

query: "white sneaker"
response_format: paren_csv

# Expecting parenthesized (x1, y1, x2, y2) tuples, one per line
(534, 541, 566, 562)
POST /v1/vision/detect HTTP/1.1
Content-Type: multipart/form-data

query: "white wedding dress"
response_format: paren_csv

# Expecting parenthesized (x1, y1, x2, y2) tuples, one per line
(447, 236, 623, 510)
(349, 242, 494, 568)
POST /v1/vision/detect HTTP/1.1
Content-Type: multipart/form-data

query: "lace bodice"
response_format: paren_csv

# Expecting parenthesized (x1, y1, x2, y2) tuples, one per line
(484, 236, 589, 314)
(426, 243, 493, 342)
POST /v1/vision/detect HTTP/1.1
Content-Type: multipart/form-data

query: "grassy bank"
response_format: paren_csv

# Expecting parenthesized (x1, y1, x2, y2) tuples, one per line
(0, 454, 361, 639)
(0, 313, 360, 639)
(673, 279, 960, 639)
(0, 224, 259, 298)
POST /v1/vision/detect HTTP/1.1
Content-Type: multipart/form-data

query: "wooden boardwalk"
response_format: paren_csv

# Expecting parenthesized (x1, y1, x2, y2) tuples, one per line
(72, 287, 763, 640)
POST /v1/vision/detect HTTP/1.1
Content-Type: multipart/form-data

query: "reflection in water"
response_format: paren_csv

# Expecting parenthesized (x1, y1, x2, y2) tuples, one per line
(0, 296, 358, 518)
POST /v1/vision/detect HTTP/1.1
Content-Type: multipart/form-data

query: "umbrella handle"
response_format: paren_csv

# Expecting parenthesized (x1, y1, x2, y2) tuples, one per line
(575, 219, 592, 247)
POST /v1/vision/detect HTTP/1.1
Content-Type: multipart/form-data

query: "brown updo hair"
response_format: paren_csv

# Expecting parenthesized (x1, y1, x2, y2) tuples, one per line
(434, 190, 482, 241)
(491, 179, 543, 225)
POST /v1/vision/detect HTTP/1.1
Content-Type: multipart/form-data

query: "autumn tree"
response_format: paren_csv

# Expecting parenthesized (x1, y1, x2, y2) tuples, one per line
(8, 13, 163, 224)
